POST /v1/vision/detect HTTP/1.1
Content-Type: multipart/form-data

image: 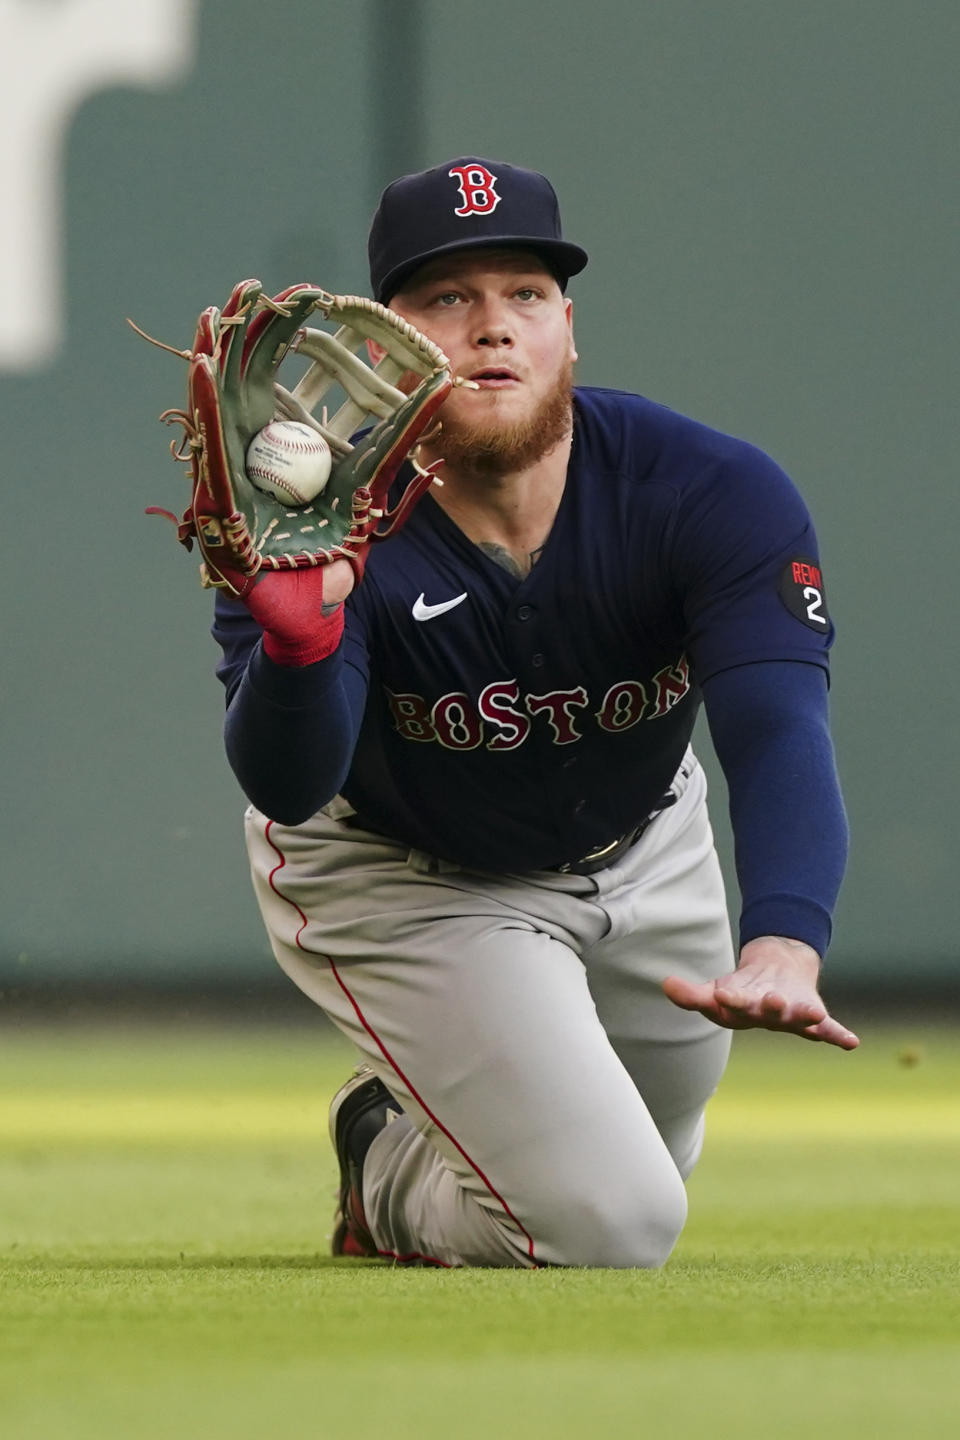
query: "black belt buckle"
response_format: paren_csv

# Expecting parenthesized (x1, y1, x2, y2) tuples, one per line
(554, 793, 678, 877)
(555, 821, 645, 876)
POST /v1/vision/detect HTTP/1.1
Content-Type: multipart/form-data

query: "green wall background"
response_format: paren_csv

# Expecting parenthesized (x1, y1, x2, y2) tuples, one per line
(2, 0, 957, 988)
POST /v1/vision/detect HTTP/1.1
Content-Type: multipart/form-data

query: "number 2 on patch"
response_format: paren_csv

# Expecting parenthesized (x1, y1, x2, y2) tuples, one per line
(778, 557, 831, 631)
(803, 586, 827, 625)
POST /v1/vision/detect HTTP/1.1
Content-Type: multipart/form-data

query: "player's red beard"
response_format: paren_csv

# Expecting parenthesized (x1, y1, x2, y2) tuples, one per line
(432, 359, 575, 479)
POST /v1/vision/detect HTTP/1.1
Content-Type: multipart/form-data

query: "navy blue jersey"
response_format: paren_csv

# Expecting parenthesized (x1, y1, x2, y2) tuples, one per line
(215, 387, 834, 877)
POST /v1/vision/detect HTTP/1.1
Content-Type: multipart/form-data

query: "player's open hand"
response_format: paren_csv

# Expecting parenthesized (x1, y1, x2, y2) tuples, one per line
(662, 936, 859, 1050)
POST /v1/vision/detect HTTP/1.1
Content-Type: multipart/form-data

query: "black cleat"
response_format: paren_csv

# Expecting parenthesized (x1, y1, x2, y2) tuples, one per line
(329, 1065, 403, 1257)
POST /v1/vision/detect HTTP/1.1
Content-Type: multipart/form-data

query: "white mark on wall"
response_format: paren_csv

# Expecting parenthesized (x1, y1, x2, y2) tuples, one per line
(0, 0, 197, 371)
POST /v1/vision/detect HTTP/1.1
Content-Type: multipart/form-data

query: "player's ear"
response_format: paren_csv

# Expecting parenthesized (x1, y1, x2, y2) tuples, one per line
(366, 339, 387, 366)
(564, 299, 578, 364)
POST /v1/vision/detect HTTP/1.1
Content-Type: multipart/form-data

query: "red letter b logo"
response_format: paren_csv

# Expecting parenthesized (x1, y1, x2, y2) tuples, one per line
(448, 164, 501, 216)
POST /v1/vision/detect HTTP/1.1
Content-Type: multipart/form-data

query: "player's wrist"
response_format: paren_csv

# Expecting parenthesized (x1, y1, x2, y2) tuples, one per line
(243, 567, 346, 665)
(261, 605, 344, 667)
(737, 935, 822, 979)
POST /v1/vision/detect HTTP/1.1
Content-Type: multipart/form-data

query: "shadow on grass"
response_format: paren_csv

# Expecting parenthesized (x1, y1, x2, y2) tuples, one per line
(7, 1253, 389, 1271)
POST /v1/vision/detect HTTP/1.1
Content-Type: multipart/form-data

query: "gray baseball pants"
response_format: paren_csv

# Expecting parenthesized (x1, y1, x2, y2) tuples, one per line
(245, 754, 734, 1268)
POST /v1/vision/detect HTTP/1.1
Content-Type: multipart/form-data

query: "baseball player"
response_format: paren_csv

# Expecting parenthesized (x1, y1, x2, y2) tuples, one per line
(210, 158, 855, 1269)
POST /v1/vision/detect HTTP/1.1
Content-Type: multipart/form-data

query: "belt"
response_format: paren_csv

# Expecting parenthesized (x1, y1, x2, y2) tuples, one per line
(552, 794, 677, 876)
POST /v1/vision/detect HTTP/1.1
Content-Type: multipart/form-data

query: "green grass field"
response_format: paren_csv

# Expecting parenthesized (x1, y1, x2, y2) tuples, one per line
(2, 1018, 957, 1439)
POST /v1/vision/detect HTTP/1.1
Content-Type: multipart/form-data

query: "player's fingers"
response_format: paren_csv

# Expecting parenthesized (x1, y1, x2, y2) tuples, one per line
(670, 974, 859, 1046)
(798, 1014, 861, 1050)
(661, 977, 744, 1026)
(662, 979, 752, 1032)
(321, 557, 357, 605)
(712, 983, 780, 1017)
(660, 975, 709, 1009)
(768, 993, 828, 1030)
(759, 988, 789, 1016)
(709, 1003, 754, 1031)
(716, 984, 828, 1029)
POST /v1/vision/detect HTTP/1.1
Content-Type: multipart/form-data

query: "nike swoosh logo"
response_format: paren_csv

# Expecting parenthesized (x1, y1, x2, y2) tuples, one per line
(412, 592, 468, 621)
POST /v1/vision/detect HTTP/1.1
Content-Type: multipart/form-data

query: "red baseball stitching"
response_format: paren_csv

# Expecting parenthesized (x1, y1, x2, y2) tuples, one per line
(259, 421, 329, 455)
(248, 423, 330, 503)
(246, 466, 311, 506)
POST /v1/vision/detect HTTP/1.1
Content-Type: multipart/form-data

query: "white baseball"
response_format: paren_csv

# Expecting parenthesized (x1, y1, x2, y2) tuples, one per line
(245, 421, 332, 506)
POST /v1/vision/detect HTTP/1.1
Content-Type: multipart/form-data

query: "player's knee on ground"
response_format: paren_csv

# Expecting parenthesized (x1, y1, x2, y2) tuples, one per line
(530, 1164, 689, 1269)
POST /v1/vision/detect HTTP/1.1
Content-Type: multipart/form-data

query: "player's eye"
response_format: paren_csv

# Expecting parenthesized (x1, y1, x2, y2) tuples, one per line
(513, 287, 543, 302)
(430, 291, 463, 307)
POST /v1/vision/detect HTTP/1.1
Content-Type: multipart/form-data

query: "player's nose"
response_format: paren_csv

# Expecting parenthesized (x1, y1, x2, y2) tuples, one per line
(471, 298, 514, 347)
(475, 327, 514, 349)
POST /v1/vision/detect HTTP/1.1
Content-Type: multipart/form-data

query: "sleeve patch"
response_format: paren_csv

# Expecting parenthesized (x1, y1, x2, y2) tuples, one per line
(778, 557, 830, 631)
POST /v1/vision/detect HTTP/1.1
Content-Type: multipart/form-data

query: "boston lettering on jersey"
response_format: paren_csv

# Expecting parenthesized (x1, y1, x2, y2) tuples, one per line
(212, 387, 835, 877)
(386, 656, 691, 752)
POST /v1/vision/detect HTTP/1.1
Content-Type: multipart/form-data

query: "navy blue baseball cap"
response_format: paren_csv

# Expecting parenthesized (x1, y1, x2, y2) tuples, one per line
(368, 157, 589, 303)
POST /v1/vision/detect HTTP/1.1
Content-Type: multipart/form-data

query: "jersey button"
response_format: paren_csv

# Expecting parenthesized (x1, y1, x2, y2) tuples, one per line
(516, 604, 534, 621)
(531, 652, 545, 667)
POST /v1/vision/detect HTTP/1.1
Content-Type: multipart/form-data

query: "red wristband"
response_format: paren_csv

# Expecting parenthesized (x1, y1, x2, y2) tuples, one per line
(261, 604, 345, 667)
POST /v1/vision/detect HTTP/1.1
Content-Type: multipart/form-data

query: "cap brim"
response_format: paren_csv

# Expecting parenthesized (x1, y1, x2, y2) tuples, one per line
(377, 236, 589, 303)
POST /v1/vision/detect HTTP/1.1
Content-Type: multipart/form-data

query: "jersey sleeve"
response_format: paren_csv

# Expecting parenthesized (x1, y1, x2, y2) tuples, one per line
(211, 592, 370, 823)
(669, 445, 834, 684)
(703, 659, 848, 956)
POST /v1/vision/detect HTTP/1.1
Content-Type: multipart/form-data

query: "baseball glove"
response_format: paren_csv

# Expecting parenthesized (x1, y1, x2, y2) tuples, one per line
(141, 279, 455, 597)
